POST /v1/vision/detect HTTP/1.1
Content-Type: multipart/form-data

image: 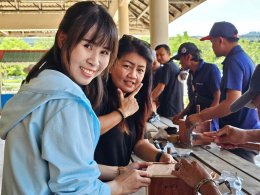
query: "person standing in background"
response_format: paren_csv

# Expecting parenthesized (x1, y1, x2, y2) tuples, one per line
(150, 50, 163, 121)
(152, 44, 184, 119)
(205, 64, 260, 148)
(172, 42, 221, 130)
(186, 21, 260, 163)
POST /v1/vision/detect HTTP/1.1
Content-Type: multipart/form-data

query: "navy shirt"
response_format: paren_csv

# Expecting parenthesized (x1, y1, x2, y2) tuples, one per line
(220, 45, 260, 129)
(187, 60, 221, 115)
(157, 60, 183, 117)
(153, 65, 163, 89)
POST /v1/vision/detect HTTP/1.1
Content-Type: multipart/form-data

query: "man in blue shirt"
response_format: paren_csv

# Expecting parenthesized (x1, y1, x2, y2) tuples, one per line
(172, 42, 221, 130)
(186, 21, 260, 163)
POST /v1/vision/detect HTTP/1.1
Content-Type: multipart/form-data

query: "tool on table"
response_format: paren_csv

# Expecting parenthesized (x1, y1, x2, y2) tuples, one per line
(179, 105, 214, 147)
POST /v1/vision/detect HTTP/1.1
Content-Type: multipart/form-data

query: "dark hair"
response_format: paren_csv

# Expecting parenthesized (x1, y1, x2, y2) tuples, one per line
(106, 35, 153, 139)
(155, 44, 171, 54)
(25, 1, 118, 107)
(188, 49, 201, 62)
(225, 37, 239, 43)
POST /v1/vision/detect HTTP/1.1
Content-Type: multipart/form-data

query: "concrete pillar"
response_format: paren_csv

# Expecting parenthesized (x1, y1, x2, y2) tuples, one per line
(118, 0, 130, 37)
(150, 0, 169, 48)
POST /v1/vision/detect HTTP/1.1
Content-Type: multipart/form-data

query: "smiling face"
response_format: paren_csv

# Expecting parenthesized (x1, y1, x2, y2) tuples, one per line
(64, 27, 111, 86)
(110, 52, 147, 93)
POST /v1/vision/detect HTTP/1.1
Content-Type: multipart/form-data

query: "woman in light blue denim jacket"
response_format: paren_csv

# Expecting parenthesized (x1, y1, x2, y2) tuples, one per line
(0, 1, 150, 195)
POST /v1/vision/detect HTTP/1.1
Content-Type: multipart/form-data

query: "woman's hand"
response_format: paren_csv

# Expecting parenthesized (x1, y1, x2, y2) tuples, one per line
(118, 84, 143, 118)
(172, 159, 211, 188)
(160, 153, 176, 163)
(120, 161, 152, 175)
(109, 169, 151, 195)
(172, 159, 220, 195)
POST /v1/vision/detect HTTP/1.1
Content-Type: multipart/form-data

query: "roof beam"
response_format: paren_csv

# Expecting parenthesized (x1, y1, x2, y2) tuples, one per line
(0, 14, 63, 30)
(137, 6, 149, 20)
(169, 0, 195, 3)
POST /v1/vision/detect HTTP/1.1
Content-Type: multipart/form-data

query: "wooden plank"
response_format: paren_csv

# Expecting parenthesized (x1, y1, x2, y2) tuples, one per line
(201, 144, 260, 181)
(160, 116, 178, 128)
(150, 120, 168, 129)
(132, 152, 229, 194)
(190, 146, 260, 194)
(146, 122, 158, 132)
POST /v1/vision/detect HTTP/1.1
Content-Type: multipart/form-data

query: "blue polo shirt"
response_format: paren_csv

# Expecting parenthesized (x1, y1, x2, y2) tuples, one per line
(220, 45, 260, 129)
(187, 60, 221, 114)
(187, 60, 221, 130)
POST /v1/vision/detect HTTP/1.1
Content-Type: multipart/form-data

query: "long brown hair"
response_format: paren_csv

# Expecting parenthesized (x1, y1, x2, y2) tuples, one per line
(105, 35, 153, 139)
(25, 1, 118, 107)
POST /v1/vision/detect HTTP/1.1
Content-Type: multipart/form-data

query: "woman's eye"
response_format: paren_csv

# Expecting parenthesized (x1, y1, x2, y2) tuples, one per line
(137, 69, 145, 73)
(123, 64, 130, 68)
(101, 50, 110, 55)
(84, 43, 92, 49)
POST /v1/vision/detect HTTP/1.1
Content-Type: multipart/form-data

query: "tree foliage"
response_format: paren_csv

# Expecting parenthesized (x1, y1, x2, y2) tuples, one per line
(140, 32, 260, 70)
(169, 33, 260, 70)
(1, 34, 260, 76)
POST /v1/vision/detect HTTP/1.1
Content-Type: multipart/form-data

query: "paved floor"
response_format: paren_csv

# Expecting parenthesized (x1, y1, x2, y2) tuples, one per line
(0, 140, 259, 194)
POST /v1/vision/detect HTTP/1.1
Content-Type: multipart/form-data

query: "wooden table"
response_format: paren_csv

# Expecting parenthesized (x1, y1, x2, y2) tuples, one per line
(141, 116, 260, 195)
(175, 144, 260, 194)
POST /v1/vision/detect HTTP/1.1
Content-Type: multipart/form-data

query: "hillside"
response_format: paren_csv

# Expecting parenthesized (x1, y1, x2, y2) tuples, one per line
(240, 31, 260, 41)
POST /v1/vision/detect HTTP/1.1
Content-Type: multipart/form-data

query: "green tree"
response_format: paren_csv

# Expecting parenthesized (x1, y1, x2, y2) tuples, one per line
(32, 38, 54, 50)
(0, 38, 31, 50)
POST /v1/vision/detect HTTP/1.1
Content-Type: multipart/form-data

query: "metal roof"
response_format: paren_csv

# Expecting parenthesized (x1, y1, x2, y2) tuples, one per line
(0, 0, 206, 37)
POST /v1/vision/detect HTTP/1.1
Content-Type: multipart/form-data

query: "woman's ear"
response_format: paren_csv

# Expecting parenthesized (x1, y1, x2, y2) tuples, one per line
(57, 31, 67, 48)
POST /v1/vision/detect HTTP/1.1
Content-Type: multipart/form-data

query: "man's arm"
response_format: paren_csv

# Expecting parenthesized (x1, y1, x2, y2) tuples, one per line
(200, 89, 241, 121)
(187, 89, 241, 126)
(172, 102, 192, 124)
(151, 83, 165, 100)
(210, 90, 221, 107)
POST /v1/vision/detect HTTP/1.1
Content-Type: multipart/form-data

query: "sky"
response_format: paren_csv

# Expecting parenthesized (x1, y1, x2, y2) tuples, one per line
(169, 0, 260, 36)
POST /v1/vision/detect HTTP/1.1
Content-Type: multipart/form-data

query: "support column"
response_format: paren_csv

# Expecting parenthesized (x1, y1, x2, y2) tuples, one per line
(118, 0, 130, 37)
(150, 0, 169, 48)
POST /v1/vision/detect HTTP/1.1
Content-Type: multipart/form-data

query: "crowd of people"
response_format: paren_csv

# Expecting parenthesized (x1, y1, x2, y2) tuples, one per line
(0, 1, 259, 195)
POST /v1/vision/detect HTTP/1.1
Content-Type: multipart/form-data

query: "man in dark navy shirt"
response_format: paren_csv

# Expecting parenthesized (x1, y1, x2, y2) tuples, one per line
(186, 21, 260, 163)
(152, 44, 183, 118)
(172, 42, 221, 130)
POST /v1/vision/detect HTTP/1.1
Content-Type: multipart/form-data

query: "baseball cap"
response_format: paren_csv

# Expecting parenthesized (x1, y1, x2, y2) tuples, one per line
(173, 42, 199, 60)
(230, 64, 260, 112)
(200, 21, 239, 41)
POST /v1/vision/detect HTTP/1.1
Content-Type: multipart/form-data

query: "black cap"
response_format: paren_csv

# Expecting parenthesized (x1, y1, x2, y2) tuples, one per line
(173, 42, 200, 60)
